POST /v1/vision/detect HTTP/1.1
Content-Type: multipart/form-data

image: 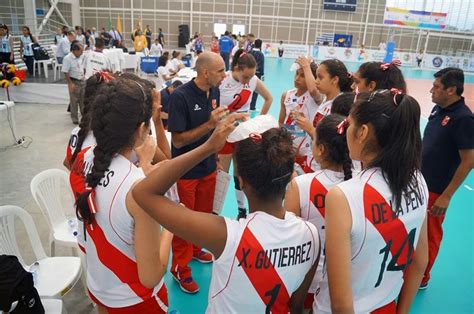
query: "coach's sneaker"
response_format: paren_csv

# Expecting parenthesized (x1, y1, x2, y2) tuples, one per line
(193, 250, 213, 263)
(237, 208, 247, 220)
(171, 271, 200, 294)
(419, 282, 429, 290)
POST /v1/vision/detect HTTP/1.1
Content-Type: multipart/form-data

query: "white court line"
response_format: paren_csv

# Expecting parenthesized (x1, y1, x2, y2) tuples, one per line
(464, 185, 473, 191)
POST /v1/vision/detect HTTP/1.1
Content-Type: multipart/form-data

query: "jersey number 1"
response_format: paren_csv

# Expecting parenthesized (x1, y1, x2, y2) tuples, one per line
(375, 227, 417, 288)
(265, 284, 281, 314)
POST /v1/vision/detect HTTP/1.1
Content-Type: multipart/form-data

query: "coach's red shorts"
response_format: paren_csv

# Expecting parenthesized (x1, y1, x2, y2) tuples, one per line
(219, 141, 235, 155)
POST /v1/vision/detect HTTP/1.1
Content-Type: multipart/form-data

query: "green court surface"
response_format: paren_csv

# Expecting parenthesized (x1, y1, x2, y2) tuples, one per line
(165, 58, 474, 313)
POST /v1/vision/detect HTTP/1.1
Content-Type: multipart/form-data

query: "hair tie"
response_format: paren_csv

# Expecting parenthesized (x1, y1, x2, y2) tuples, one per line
(239, 51, 248, 58)
(249, 132, 262, 144)
(97, 71, 114, 83)
(390, 88, 403, 106)
(133, 81, 147, 102)
(271, 172, 292, 183)
(380, 59, 402, 71)
(347, 72, 353, 78)
(336, 118, 349, 135)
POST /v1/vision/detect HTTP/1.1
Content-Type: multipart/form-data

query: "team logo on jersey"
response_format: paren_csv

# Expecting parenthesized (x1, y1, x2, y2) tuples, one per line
(211, 99, 217, 109)
(194, 104, 202, 111)
(441, 115, 450, 126)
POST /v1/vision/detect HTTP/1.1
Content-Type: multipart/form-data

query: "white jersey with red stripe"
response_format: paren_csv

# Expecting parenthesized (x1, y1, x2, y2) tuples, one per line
(207, 211, 320, 313)
(78, 150, 167, 309)
(66, 126, 96, 164)
(283, 88, 319, 158)
(315, 168, 428, 313)
(219, 71, 258, 113)
(294, 169, 345, 293)
(313, 96, 335, 126)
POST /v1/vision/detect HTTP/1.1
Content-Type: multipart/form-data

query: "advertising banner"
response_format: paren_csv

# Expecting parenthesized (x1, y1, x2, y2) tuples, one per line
(384, 7, 447, 30)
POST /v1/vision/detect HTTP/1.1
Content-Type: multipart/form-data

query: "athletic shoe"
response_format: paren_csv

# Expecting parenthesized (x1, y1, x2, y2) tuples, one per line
(419, 282, 428, 290)
(193, 251, 213, 263)
(237, 208, 247, 220)
(170, 271, 200, 294)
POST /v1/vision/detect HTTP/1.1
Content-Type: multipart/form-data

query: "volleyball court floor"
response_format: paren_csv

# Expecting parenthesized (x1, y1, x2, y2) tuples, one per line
(165, 59, 474, 313)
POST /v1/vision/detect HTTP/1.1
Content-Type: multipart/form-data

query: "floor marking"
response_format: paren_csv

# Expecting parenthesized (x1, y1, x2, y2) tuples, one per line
(463, 185, 473, 191)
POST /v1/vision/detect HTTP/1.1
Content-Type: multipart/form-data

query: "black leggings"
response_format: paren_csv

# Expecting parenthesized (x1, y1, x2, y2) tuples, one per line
(23, 56, 34, 74)
(0, 52, 14, 64)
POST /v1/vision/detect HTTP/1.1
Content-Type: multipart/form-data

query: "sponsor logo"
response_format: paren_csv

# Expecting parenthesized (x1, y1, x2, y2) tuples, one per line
(432, 57, 443, 68)
(441, 115, 450, 126)
(194, 104, 202, 111)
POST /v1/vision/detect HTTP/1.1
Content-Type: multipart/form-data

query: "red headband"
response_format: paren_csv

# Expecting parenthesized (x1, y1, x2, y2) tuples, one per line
(380, 59, 402, 71)
(336, 118, 349, 135)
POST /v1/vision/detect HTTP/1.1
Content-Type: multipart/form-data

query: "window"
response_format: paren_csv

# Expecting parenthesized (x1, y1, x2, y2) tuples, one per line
(232, 24, 246, 36)
(213, 23, 227, 36)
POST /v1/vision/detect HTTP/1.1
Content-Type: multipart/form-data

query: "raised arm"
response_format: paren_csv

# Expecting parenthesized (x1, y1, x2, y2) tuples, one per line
(296, 56, 322, 104)
(278, 91, 288, 125)
(132, 113, 245, 258)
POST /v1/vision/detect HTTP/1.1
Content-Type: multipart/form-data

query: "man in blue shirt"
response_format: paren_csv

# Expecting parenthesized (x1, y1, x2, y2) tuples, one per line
(421, 67, 474, 289)
(218, 31, 234, 71)
(167, 52, 227, 293)
(160, 80, 183, 128)
(249, 39, 265, 111)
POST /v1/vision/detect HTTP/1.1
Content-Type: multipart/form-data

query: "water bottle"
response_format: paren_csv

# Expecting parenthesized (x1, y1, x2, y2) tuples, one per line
(30, 261, 40, 285)
(289, 110, 306, 137)
(68, 219, 78, 237)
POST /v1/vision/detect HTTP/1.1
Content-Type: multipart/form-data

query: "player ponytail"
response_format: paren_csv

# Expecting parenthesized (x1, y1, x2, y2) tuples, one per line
(235, 127, 294, 201)
(350, 90, 422, 210)
(76, 77, 153, 225)
(315, 114, 352, 181)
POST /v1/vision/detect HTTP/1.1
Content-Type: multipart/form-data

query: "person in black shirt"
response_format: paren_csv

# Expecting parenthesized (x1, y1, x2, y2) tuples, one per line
(421, 67, 474, 288)
(249, 39, 265, 111)
(167, 52, 228, 293)
(160, 80, 183, 128)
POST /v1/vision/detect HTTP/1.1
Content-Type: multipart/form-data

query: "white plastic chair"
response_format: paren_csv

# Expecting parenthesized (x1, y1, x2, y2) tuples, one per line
(0, 205, 81, 299)
(42, 298, 68, 314)
(50, 45, 62, 81)
(30, 169, 77, 256)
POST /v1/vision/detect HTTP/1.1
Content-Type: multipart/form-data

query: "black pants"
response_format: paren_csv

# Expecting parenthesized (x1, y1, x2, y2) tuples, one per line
(220, 52, 230, 71)
(250, 73, 262, 111)
(23, 56, 34, 75)
(417, 59, 422, 67)
(0, 52, 14, 64)
(278, 49, 284, 57)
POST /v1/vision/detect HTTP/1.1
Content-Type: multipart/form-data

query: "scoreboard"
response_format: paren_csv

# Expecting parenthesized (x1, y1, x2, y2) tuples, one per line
(323, 0, 357, 12)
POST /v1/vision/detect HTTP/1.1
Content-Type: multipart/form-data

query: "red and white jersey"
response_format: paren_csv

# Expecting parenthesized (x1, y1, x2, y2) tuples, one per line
(313, 97, 335, 126)
(283, 88, 319, 157)
(219, 72, 258, 113)
(74, 149, 168, 309)
(294, 169, 345, 293)
(207, 211, 320, 313)
(65, 126, 96, 165)
(315, 168, 428, 313)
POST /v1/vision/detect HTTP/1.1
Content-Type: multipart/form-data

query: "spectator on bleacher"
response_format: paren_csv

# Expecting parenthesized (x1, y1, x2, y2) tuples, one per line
(84, 38, 111, 79)
(249, 39, 265, 111)
(54, 27, 64, 45)
(150, 38, 163, 56)
(160, 80, 183, 128)
(19, 26, 37, 75)
(62, 41, 85, 124)
(109, 27, 123, 48)
(85, 30, 95, 50)
(145, 25, 153, 50)
(156, 54, 176, 88)
(133, 31, 147, 53)
(75, 26, 85, 45)
(56, 31, 76, 64)
(219, 31, 234, 71)
(0, 24, 14, 64)
(100, 27, 111, 46)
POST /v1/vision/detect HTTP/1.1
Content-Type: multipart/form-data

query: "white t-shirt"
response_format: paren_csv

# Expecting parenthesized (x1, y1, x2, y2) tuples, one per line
(219, 71, 258, 112)
(62, 52, 85, 80)
(84, 51, 112, 79)
(150, 43, 163, 56)
(156, 66, 170, 88)
(207, 211, 320, 313)
(169, 58, 183, 73)
(315, 168, 428, 313)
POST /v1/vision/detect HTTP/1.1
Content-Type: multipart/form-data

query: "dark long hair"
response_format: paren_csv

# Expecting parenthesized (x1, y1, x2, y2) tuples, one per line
(357, 62, 407, 92)
(320, 59, 353, 92)
(331, 92, 355, 117)
(76, 77, 154, 224)
(235, 128, 294, 201)
(231, 49, 257, 71)
(351, 90, 422, 210)
(316, 114, 352, 181)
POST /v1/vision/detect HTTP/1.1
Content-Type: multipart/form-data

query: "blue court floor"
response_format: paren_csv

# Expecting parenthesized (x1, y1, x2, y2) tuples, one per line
(165, 59, 474, 313)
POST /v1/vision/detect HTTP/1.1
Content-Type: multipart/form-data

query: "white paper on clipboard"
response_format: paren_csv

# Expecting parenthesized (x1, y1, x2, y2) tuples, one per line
(213, 169, 231, 215)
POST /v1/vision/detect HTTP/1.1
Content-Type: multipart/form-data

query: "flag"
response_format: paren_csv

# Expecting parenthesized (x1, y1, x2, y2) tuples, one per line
(116, 15, 123, 34)
(108, 17, 112, 31)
